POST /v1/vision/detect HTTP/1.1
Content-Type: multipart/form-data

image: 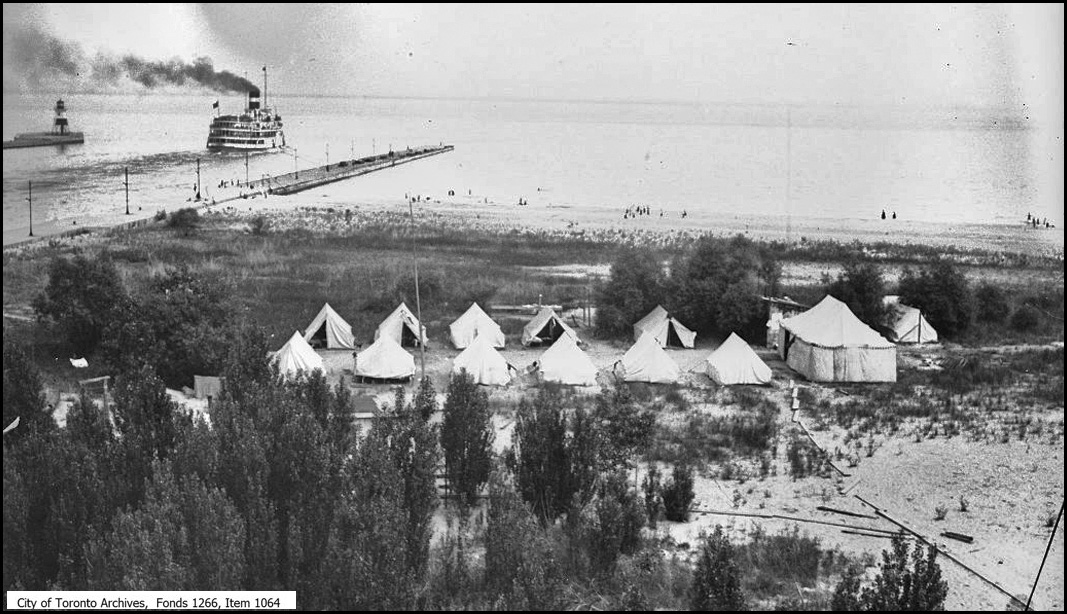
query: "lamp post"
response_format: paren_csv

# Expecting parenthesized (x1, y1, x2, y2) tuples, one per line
(27, 181, 33, 237)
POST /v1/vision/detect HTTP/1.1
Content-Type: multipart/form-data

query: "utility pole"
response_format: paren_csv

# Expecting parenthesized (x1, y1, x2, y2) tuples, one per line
(195, 157, 201, 200)
(294, 148, 298, 179)
(350, 139, 354, 160)
(245, 151, 249, 186)
(124, 167, 130, 215)
(409, 196, 426, 379)
(325, 143, 329, 170)
(27, 181, 33, 237)
(1027, 500, 1064, 611)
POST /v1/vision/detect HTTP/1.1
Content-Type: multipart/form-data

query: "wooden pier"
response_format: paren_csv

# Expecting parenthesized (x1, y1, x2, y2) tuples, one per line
(265, 144, 454, 196)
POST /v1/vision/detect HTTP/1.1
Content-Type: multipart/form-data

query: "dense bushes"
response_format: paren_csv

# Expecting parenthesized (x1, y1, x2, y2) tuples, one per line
(1010, 304, 1041, 332)
(899, 260, 974, 338)
(33, 253, 127, 355)
(831, 533, 947, 611)
(594, 247, 667, 337)
(690, 526, 746, 610)
(594, 234, 780, 340)
(826, 260, 890, 328)
(974, 283, 1010, 324)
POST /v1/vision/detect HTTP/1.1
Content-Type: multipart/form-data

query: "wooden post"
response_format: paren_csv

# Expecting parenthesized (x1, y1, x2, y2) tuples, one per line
(124, 167, 130, 215)
(409, 197, 426, 380)
(27, 180, 33, 236)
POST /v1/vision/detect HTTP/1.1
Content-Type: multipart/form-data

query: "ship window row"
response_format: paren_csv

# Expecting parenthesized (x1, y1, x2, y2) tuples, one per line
(209, 130, 279, 138)
(208, 138, 270, 145)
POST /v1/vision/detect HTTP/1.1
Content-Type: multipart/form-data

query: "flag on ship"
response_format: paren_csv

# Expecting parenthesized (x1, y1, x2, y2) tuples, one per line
(212, 100, 219, 109)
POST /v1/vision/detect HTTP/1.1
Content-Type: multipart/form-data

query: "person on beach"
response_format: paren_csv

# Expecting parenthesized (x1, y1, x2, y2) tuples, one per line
(892, 211, 897, 219)
(881, 209, 886, 220)
(682, 210, 687, 218)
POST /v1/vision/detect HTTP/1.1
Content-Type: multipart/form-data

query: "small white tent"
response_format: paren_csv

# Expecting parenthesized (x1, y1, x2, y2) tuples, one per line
(778, 295, 896, 383)
(450, 302, 506, 349)
(375, 302, 428, 348)
(354, 335, 416, 381)
(706, 333, 772, 385)
(522, 307, 579, 346)
(452, 334, 514, 386)
(883, 298, 938, 344)
(536, 332, 598, 386)
(633, 305, 697, 348)
(615, 333, 681, 384)
(273, 331, 325, 378)
(303, 302, 355, 349)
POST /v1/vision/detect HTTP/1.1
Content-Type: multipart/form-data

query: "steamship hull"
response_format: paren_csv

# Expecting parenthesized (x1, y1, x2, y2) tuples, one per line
(206, 83, 285, 152)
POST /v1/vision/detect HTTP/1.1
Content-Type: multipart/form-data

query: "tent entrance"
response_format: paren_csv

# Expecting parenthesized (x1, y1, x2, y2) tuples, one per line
(666, 325, 683, 348)
(309, 324, 328, 348)
(534, 319, 565, 345)
(401, 324, 422, 348)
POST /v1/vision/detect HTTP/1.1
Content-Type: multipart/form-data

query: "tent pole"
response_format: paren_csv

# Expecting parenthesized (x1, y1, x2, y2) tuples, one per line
(409, 197, 426, 380)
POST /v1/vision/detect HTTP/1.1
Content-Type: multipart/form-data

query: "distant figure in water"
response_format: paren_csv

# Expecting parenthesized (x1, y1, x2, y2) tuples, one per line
(892, 211, 897, 220)
(682, 210, 688, 219)
(881, 209, 886, 220)
(1027, 212, 1032, 222)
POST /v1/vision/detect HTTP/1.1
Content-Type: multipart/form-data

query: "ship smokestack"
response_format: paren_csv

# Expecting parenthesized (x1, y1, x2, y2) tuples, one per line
(248, 86, 261, 111)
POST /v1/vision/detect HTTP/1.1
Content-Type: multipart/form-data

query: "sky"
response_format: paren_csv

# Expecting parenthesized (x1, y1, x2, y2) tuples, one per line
(2, 3, 1062, 116)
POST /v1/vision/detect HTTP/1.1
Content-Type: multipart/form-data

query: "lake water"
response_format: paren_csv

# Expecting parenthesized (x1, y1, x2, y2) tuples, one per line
(2, 91, 1061, 245)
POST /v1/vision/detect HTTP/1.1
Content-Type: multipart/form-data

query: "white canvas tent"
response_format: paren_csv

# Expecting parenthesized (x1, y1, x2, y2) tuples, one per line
(615, 333, 681, 384)
(303, 302, 355, 349)
(375, 302, 428, 348)
(452, 334, 514, 386)
(450, 302, 506, 349)
(354, 335, 416, 381)
(778, 295, 896, 382)
(706, 333, 772, 385)
(633, 305, 697, 348)
(273, 331, 325, 378)
(536, 333, 598, 386)
(882, 297, 938, 344)
(522, 307, 580, 346)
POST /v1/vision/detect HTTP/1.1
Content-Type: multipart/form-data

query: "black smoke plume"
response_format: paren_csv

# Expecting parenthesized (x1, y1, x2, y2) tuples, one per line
(4, 23, 256, 93)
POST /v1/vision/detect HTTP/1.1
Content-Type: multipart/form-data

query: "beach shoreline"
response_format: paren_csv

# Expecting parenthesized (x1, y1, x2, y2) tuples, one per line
(6, 188, 1064, 260)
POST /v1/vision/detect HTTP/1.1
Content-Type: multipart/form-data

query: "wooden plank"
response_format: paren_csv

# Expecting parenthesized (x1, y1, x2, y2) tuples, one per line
(817, 505, 876, 519)
(941, 531, 975, 544)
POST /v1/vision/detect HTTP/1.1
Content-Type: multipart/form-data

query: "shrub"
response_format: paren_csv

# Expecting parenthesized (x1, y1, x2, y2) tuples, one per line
(661, 464, 695, 522)
(33, 253, 128, 355)
(1010, 305, 1041, 332)
(831, 532, 947, 611)
(250, 215, 269, 235)
(690, 526, 746, 611)
(154, 209, 167, 222)
(934, 505, 947, 521)
(974, 284, 1010, 324)
(168, 207, 200, 232)
(826, 259, 890, 328)
(594, 247, 667, 338)
(898, 261, 974, 338)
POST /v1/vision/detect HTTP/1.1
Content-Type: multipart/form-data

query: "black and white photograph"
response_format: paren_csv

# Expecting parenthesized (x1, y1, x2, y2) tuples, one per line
(3, 3, 1063, 611)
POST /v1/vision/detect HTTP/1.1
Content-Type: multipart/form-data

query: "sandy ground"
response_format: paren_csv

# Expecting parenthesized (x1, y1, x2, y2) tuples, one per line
(302, 332, 1064, 611)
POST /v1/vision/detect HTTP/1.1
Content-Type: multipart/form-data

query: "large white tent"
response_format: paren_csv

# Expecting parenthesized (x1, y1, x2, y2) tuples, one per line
(273, 331, 325, 378)
(452, 334, 514, 386)
(450, 302, 506, 349)
(536, 332, 598, 386)
(615, 333, 681, 384)
(354, 335, 416, 381)
(522, 307, 579, 346)
(303, 302, 355, 349)
(633, 305, 697, 348)
(375, 302, 428, 348)
(706, 333, 772, 385)
(883, 298, 938, 344)
(778, 295, 896, 382)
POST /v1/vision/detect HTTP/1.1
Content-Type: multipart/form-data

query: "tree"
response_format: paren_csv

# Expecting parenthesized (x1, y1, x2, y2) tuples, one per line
(441, 372, 493, 505)
(509, 387, 576, 523)
(595, 248, 667, 337)
(592, 385, 655, 472)
(577, 471, 646, 577)
(381, 379, 439, 579)
(3, 340, 53, 442)
(33, 253, 127, 355)
(690, 526, 746, 611)
(827, 260, 889, 328)
(1010, 304, 1041, 332)
(830, 532, 948, 611)
(898, 261, 974, 338)
(661, 464, 696, 522)
(671, 234, 771, 338)
(974, 283, 1010, 324)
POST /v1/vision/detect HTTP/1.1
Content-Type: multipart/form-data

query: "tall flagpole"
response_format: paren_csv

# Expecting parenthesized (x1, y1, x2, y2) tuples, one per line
(409, 197, 426, 380)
